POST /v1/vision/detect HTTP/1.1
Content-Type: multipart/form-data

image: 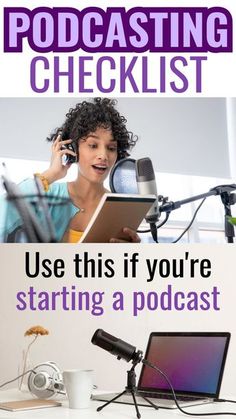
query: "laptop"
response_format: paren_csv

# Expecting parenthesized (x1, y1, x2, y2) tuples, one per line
(92, 332, 231, 409)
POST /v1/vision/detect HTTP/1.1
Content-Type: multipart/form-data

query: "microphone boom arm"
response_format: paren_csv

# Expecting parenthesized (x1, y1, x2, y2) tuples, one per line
(159, 184, 236, 243)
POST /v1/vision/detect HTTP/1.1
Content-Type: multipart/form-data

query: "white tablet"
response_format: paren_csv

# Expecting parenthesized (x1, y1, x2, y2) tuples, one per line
(79, 193, 156, 243)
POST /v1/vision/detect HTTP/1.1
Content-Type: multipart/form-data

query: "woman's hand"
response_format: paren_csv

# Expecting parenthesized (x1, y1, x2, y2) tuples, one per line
(109, 227, 141, 243)
(41, 135, 77, 184)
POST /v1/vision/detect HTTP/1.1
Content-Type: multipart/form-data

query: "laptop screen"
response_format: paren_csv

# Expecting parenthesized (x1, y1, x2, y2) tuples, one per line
(139, 332, 230, 398)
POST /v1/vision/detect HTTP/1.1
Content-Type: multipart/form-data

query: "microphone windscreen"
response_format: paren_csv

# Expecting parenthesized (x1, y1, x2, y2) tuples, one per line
(109, 158, 138, 194)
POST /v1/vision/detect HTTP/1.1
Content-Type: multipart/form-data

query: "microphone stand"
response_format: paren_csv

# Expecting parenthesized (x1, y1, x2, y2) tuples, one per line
(159, 184, 236, 243)
(96, 354, 159, 419)
(220, 190, 236, 243)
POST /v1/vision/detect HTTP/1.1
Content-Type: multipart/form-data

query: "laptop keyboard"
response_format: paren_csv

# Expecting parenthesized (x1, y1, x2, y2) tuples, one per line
(92, 392, 209, 409)
(140, 392, 204, 402)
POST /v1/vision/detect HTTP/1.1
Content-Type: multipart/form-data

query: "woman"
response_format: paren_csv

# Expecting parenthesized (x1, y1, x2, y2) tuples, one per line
(2, 98, 140, 243)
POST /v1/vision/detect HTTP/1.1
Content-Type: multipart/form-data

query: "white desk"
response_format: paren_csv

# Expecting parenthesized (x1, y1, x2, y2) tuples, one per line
(1, 390, 236, 419)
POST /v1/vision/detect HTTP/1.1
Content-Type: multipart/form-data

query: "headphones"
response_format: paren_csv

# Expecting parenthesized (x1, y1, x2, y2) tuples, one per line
(28, 362, 65, 399)
(59, 130, 128, 166)
(59, 131, 78, 165)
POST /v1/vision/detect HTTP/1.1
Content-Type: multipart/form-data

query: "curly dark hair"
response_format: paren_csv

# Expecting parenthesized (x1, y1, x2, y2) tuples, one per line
(47, 98, 137, 160)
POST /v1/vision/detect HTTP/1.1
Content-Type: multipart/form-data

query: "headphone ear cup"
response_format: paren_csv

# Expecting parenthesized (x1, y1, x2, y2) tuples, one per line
(28, 362, 64, 399)
(77, 148, 79, 161)
(61, 141, 77, 164)
(77, 140, 80, 161)
(71, 141, 78, 163)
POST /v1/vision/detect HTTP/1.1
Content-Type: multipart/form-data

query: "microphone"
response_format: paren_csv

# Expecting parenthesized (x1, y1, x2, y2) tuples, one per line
(136, 158, 159, 242)
(91, 329, 143, 364)
(136, 158, 159, 223)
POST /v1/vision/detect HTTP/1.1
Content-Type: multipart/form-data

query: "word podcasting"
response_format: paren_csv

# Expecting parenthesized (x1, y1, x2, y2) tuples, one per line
(4, 7, 233, 94)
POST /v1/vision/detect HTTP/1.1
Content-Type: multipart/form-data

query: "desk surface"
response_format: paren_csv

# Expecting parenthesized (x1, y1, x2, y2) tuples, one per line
(1, 389, 236, 419)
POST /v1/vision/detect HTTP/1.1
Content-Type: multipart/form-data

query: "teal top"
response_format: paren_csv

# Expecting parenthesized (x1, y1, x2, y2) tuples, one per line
(0, 178, 79, 242)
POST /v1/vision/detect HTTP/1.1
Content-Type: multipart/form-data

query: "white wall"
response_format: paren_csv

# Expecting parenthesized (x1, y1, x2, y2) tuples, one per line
(0, 98, 230, 178)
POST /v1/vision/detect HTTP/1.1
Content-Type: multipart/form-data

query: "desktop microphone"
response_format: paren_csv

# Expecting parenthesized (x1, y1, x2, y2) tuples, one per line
(136, 158, 159, 242)
(91, 329, 143, 364)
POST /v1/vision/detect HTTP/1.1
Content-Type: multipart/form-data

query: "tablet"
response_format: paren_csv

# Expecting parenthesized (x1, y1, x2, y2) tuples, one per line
(79, 193, 156, 243)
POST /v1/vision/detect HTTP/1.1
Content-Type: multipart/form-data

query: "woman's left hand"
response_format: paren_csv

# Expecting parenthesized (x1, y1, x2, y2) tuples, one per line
(109, 227, 141, 243)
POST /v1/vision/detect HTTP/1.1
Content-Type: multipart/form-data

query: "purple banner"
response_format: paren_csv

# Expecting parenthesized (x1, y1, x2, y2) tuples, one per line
(4, 6, 233, 53)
